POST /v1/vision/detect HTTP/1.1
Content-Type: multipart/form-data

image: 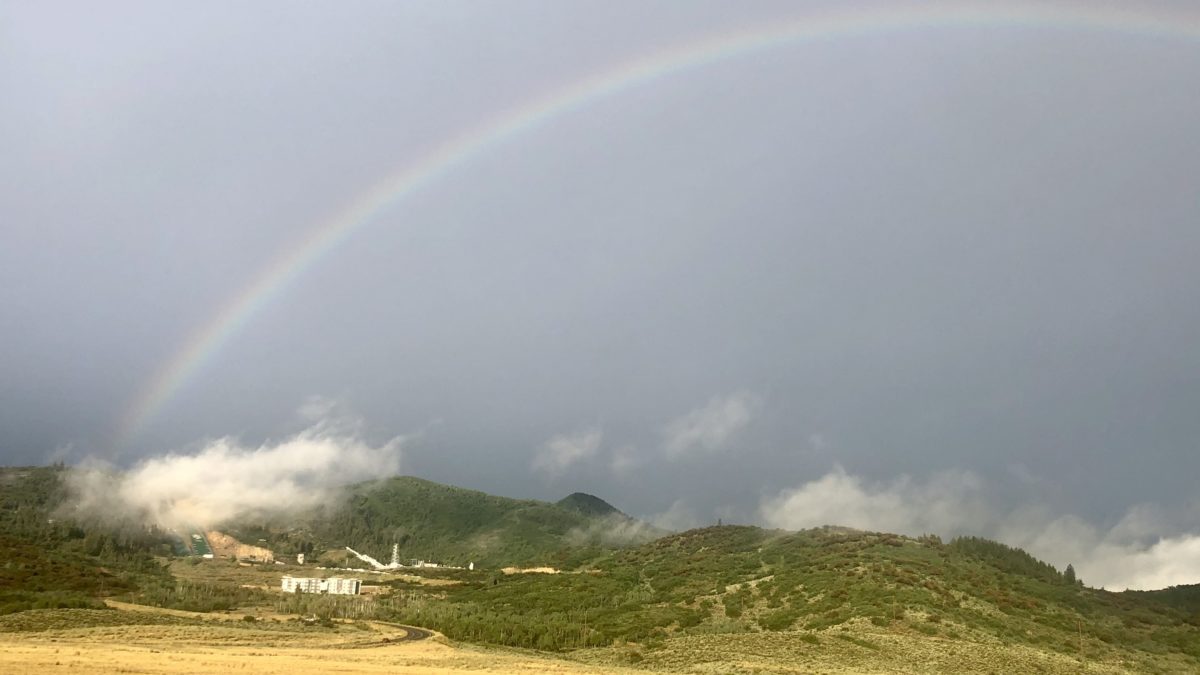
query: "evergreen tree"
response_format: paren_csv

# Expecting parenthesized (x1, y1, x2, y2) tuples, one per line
(1064, 563, 1077, 585)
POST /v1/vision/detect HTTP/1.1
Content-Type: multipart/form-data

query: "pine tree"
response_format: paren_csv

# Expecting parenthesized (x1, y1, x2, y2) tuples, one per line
(1064, 563, 1077, 585)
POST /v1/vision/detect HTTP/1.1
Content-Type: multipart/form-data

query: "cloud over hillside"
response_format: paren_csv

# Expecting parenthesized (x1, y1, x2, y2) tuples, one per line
(761, 466, 1200, 591)
(67, 417, 404, 530)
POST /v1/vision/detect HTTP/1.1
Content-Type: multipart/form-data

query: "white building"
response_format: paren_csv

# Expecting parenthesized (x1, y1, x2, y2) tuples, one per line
(281, 576, 361, 595)
(324, 577, 361, 595)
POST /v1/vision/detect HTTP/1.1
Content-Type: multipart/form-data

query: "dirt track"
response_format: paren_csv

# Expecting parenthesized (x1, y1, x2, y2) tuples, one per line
(383, 622, 433, 641)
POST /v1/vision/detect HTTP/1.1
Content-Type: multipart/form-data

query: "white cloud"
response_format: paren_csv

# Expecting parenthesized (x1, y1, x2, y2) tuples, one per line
(760, 466, 1200, 591)
(609, 444, 643, 475)
(999, 509, 1200, 592)
(1103, 536, 1200, 591)
(647, 499, 701, 532)
(760, 465, 988, 536)
(662, 390, 759, 458)
(532, 428, 602, 478)
(46, 442, 78, 464)
(66, 419, 404, 530)
(565, 511, 661, 547)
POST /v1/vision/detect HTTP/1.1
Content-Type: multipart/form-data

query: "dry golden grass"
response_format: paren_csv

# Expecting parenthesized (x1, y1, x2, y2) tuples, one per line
(10, 620, 1191, 675)
(0, 608, 640, 675)
(0, 632, 637, 674)
(5, 604, 1195, 674)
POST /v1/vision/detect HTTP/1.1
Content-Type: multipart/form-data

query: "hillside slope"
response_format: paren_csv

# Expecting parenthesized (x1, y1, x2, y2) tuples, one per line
(228, 476, 654, 568)
(382, 525, 1200, 671)
(0, 466, 174, 614)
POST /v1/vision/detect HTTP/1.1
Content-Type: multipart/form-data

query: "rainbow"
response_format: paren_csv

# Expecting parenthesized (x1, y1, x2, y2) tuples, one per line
(116, 1, 1200, 445)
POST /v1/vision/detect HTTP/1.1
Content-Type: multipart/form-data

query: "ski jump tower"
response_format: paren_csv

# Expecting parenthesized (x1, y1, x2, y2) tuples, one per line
(344, 544, 402, 570)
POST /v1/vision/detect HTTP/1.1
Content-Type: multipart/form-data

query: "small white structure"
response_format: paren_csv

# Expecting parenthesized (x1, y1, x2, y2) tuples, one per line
(281, 575, 361, 595)
(296, 553, 305, 565)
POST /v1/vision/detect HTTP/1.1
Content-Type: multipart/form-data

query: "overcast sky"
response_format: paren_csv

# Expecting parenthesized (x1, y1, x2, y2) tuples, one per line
(2, 2, 1199, 588)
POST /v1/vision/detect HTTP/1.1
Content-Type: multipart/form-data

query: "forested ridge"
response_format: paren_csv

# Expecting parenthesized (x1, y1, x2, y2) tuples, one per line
(228, 475, 657, 568)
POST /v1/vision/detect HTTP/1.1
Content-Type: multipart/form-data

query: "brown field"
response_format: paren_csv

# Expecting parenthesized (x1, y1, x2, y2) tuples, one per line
(0, 632, 634, 674)
(2, 600, 1194, 673)
(0, 607, 637, 675)
(6, 606, 1194, 674)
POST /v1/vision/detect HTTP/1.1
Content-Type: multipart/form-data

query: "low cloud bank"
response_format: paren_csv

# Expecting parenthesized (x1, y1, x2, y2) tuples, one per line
(67, 418, 403, 530)
(566, 512, 663, 547)
(646, 499, 701, 532)
(565, 500, 703, 547)
(761, 466, 1200, 591)
(761, 466, 989, 536)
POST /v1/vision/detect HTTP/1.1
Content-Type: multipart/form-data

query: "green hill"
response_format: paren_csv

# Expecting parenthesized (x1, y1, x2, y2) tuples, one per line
(379, 525, 1200, 671)
(227, 476, 654, 568)
(556, 492, 624, 518)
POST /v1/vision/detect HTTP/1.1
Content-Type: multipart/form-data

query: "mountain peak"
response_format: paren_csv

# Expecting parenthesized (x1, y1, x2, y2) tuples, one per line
(556, 492, 623, 518)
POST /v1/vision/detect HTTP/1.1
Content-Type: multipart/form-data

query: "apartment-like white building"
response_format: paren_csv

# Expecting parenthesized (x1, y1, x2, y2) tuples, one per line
(323, 577, 362, 595)
(281, 575, 361, 595)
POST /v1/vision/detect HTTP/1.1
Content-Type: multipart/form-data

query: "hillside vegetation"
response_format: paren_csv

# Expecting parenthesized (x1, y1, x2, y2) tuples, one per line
(4, 464, 1200, 672)
(225, 476, 656, 568)
(0, 466, 172, 614)
(376, 525, 1200, 670)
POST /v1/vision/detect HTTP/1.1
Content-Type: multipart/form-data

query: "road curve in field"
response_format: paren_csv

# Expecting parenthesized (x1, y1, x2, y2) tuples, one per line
(368, 620, 435, 642)
(395, 624, 433, 641)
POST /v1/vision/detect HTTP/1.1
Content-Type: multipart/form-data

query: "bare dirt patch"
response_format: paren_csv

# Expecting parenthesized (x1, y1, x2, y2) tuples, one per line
(206, 530, 275, 562)
(501, 566, 560, 574)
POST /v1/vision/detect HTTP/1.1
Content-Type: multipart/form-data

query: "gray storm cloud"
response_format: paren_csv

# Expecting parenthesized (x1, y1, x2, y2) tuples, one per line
(761, 467, 1200, 591)
(3, 2, 1198, 591)
(66, 420, 404, 530)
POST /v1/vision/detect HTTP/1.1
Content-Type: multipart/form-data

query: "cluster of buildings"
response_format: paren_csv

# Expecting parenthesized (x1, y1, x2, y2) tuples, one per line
(279, 543, 472, 596)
